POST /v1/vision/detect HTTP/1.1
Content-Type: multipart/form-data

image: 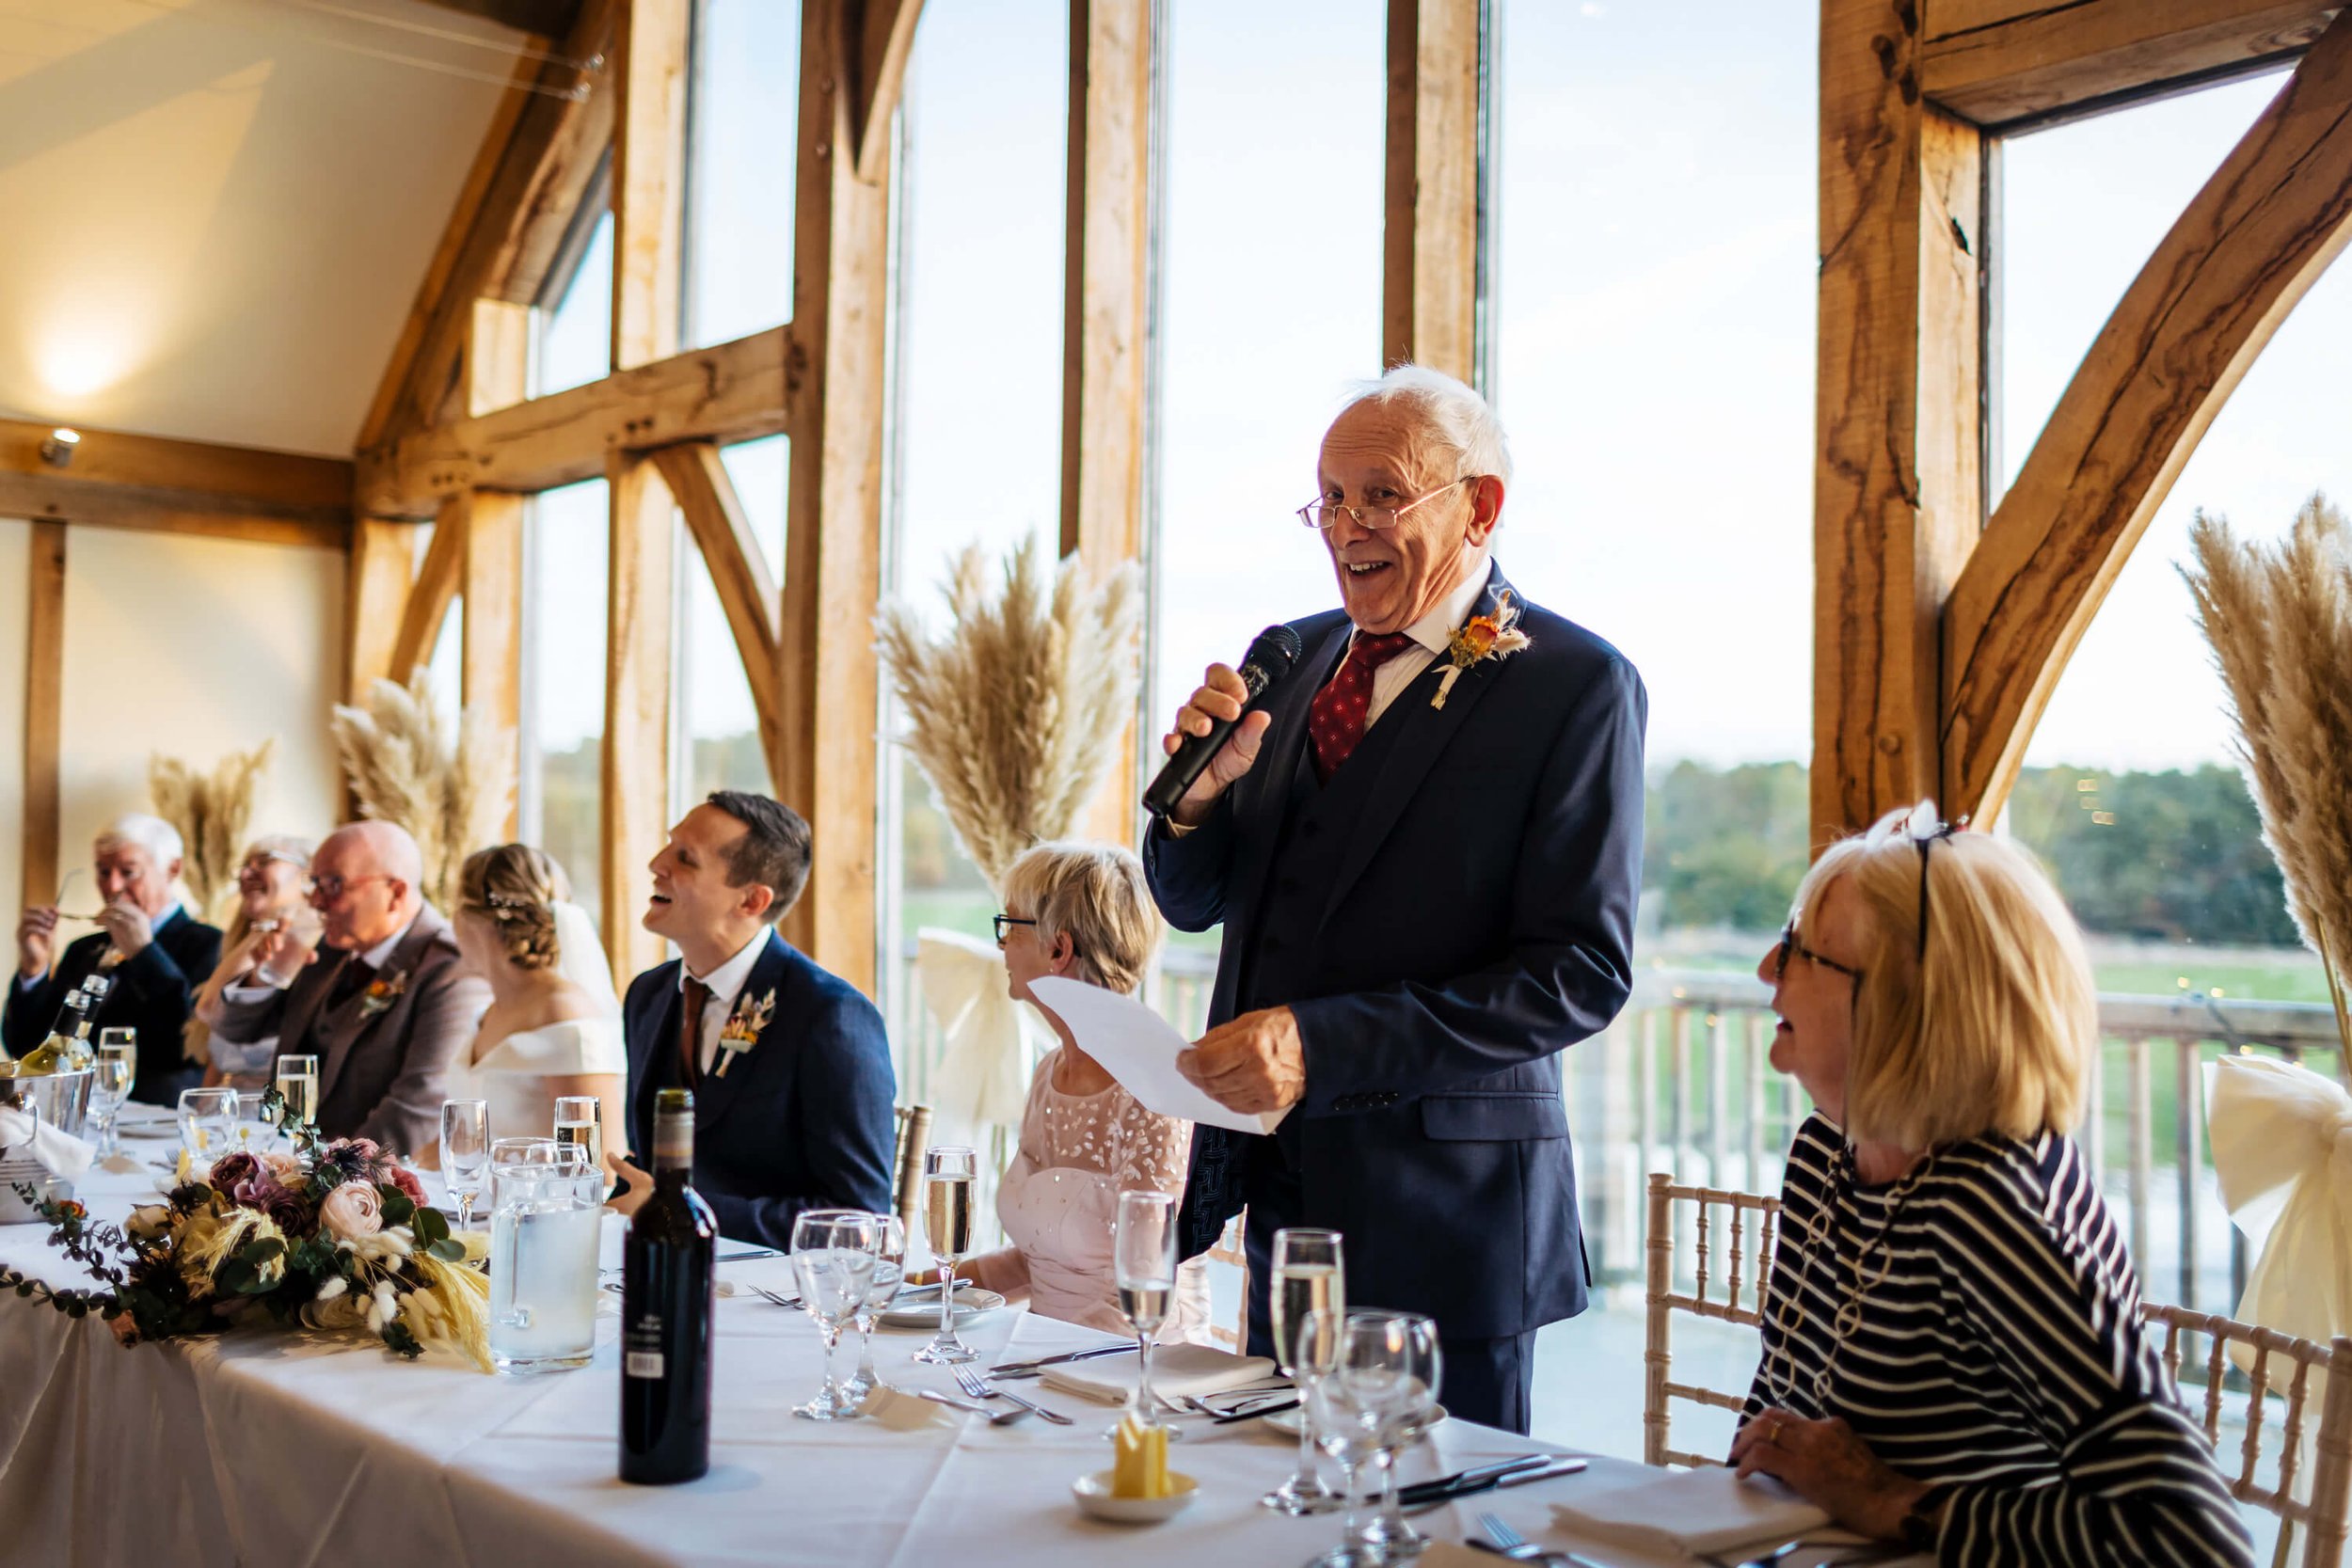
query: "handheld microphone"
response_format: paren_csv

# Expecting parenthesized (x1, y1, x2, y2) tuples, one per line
(1142, 624, 1305, 821)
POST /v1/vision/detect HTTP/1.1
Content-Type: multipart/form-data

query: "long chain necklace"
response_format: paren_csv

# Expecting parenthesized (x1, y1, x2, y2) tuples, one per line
(1764, 1143, 1937, 1408)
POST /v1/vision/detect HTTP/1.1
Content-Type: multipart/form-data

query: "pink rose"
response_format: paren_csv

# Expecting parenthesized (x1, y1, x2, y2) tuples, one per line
(386, 1164, 427, 1208)
(318, 1181, 383, 1242)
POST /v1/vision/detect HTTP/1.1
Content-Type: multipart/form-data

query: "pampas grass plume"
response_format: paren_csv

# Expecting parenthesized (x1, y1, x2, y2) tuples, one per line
(150, 740, 273, 916)
(329, 669, 515, 911)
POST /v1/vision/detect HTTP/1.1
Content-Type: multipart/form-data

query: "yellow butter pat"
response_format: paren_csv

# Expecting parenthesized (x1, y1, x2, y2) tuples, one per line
(175, 1148, 192, 1184)
(1111, 1416, 1170, 1499)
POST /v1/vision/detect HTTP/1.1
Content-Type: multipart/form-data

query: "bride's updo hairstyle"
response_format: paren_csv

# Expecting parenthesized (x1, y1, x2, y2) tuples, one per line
(457, 844, 571, 971)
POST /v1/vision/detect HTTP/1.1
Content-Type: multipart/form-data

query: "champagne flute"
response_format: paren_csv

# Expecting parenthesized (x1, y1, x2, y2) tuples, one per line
(441, 1100, 491, 1229)
(1304, 1310, 1422, 1568)
(1113, 1189, 1180, 1435)
(552, 1095, 603, 1192)
(1359, 1312, 1443, 1562)
(273, 1053, 320, 1144)
(845, 1212, 906, 1402)
(90, 1033, 137, 1157)
(176, 1086, 238, 1171)
(1263, 1227, 1344, 1511)
(914, 1146, 979, 1365)
(790, 1209, 882, 1419)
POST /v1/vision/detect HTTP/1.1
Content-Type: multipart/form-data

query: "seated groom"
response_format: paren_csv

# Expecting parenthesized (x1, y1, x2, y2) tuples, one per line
(8, 814, 223, 1105)
(605, 791, 896, 1248)
(211, 821, 488, 1153)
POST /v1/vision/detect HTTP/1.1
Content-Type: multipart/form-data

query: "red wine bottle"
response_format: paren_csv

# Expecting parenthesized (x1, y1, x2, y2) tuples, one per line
(619, 1087, 715, 1483)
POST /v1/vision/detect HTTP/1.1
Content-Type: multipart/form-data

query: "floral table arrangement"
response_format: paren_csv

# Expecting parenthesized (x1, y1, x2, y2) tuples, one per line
(4, 1090, 492, 1370)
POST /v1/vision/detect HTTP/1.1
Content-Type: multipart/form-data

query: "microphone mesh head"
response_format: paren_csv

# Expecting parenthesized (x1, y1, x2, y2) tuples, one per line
(1248, 624, 1305, 678)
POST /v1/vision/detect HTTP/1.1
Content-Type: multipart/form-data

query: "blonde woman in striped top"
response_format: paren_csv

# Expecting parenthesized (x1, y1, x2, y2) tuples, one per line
(1731, 805, 2251, 1566)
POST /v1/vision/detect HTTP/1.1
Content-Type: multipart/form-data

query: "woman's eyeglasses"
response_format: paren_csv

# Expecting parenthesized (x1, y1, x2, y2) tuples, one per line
(1911, 816, 1967, 959)
(1775, 921, 1864, 983)
(992, 913, 1037, 945)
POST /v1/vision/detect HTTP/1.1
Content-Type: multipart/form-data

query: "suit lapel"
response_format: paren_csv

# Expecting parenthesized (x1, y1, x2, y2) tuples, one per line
(1316, 568, 1519, 932)
(697, 933, 788, 1136)
(315, 916, 437, 1107)
(1225, 617, 1350, 947)
(628, 962, 685, 1148)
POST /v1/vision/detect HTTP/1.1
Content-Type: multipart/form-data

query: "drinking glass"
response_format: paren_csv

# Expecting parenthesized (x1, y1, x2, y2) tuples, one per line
(1359, 1313, 1443, 1562)
(176, 1086, 238, 1168)
(272, 1053, 321, 1140)
(1113, 1189, 1180, 1434)
(254, 906, 324, 988)
(914, 1146, 979, 1365)
(790, 1209, 882, 1419)
(552, 1095, 605, 1194)
(1304, 1310, 1426, 1568)
(487, 1155, 603, 1372)
(1263, 1227, 1344, 1512)
(89, 1036, 136, 1157)
(441, 1099, 491, 1228)
(844, 1212, 906, 1402)
(491, 1135, 560, 1169)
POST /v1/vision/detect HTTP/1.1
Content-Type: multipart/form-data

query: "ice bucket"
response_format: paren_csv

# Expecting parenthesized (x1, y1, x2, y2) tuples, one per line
(0, 1069, 93, 1223)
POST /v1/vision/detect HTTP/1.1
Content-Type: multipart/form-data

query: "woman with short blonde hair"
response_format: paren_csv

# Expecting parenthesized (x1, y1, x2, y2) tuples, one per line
(1730, 805, 2249, 1565)
(951, 841, 1211, 1338)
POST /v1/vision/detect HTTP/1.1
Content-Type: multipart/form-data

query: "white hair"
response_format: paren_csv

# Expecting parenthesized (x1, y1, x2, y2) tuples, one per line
(1340, 363, 1514, 487)
(96, 813, 183, 866)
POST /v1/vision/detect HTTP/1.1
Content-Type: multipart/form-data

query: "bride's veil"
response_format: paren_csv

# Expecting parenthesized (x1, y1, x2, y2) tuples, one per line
(551, 900, 625, 1019)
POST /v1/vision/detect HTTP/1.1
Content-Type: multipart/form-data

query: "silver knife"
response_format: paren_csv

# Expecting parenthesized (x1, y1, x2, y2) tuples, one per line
(988, 1343, 1137, 1378)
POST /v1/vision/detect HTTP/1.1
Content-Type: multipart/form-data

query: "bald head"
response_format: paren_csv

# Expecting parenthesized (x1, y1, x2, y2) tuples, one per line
(310, 819, 425, 951)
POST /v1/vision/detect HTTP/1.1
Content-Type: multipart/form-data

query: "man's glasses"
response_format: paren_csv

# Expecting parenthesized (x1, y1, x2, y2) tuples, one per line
(992, 913, 1037, 946)
(1774, 921, 1865, 984)
(1295, 477, 1472, 531)
(309, 873, 395, 903)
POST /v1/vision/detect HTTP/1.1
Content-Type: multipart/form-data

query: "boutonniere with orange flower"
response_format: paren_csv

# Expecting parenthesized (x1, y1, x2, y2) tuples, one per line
(1431, 590, 1532, 709)
(358, 970, 408, 1020)
(714, 988, 776, 1079)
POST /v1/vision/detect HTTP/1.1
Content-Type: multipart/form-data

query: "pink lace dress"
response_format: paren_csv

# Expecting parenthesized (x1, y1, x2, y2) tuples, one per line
(986, 1049, 1211, 1339)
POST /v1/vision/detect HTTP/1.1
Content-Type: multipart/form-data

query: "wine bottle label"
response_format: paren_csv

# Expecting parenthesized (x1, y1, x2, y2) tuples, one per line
(625, 1351, 664, 1379)
(654, 1117, 693, 1166)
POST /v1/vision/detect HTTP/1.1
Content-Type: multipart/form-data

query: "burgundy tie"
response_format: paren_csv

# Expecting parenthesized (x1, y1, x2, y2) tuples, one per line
(1308, 631, 1419, 782)
(676, 980, 711, 1088)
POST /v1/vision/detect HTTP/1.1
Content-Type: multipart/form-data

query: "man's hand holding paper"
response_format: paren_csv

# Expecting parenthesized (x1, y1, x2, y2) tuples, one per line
(1175, 1006, 1304, 1114)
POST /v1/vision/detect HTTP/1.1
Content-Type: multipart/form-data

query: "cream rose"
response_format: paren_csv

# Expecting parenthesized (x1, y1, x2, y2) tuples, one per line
(260, 1152, 302, 1184)
(124, 1204, 174, 1243)
(318, 1181, 384, 1242)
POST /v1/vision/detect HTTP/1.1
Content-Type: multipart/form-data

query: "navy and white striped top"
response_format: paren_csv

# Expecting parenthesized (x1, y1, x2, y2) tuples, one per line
(1744, 1113, 2252, 1567)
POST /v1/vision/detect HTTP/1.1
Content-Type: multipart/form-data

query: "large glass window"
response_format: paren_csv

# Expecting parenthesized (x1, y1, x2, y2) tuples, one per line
(687, 0, 799, 348)
(535, 210, 613, 398)
(524, 479, 611, 927)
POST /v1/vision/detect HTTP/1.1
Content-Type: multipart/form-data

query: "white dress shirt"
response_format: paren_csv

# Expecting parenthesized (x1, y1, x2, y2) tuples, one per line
(681, 927, 771, 1075)
(1359, 558, 1492, 727)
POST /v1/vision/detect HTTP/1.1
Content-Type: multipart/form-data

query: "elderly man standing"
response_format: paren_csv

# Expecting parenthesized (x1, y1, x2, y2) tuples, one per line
(211, 821, 488, 1154)
(8, 814, 223, 1105)
(1149, 365, 1645, 1435)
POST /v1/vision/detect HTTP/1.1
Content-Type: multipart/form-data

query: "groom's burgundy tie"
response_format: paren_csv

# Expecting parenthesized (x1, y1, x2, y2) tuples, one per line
(676, 979, 712, 1088)
(1308, 631, 1418, 782)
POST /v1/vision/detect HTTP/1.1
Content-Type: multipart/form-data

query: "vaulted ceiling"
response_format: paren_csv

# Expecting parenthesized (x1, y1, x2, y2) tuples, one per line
(0, 0, 527, 456)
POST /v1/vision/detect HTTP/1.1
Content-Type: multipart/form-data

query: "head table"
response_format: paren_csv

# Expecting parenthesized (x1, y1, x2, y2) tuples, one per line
(0, 1134, 1901, 1568)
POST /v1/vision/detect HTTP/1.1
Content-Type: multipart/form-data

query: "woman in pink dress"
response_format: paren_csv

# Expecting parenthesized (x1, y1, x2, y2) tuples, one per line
(954, 842, 1209, 1338)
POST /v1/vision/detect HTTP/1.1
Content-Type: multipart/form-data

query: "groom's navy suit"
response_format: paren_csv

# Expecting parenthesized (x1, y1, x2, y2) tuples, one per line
(622, 930, 897, 1249)
(1145, 563, 1645, 1433)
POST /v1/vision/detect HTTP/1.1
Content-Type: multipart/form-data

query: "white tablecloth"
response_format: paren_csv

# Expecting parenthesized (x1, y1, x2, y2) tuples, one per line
(0, 1139, 1888, 1567)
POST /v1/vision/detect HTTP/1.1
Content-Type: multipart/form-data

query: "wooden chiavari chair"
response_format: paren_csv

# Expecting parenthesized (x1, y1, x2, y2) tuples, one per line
(1642, 1173, 1780, 1468)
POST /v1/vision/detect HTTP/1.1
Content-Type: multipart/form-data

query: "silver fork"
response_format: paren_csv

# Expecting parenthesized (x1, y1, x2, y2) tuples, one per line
(954, 1366, 1074, 1425)
(1478, 1513, 1607, 1568)
(747, 1283, 803, 1309)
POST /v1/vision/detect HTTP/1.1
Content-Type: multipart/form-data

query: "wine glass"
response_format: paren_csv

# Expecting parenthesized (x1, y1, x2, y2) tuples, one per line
(272, 1053, 320, 1144)
(552, 1095, 605, 1196)
(89, 1034, 137, 1157)
(790, 1209, 882, 1419)
(1304, 1310, 1426, 1568)
(175, 1086, 238, 1170)
(1358, 1312, 1443, 1561)
(1263, 1227, 1344, 1512)
(441, 1100, 491, 1229)
(844, 1212, 907, 1402)
(1113, 1189, 1180, 1434)
(914, 1146, 979, 1365)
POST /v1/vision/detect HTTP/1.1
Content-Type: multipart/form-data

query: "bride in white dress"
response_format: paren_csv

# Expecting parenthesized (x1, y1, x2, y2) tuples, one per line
(435, 845, 627, 1157)
(954, 843, 1210, 1339)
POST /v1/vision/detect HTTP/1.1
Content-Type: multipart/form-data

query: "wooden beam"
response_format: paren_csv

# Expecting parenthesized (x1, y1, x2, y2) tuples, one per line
(1061, 0, 1154, 845)
(777, 0, 892, 993)
(850, 0, 928, 183)
(1813, 1, 1986, 847)
(1941, 11, 2352, 825)
(460, 491, 527, 836)
(1382, 0, 1482, 379)
(414, 0, 584, 33)
(21, 522, 64, 914)
(1924, 0, 2340, 126)
(363, 0, 619, 446)
(0, 419, 351, 549)
(650, 442, 785, 770)
(600, 451, 674, 989)
(345, 518, 418, 703)
(356, 325, 788, 516)
(610, 0, 689, 371)
(390, 502, 467, 683)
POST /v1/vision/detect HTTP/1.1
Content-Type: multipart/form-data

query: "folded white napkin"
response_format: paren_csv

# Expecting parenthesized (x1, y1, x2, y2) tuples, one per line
(1041, 1342, 1278, 1404)
(859, 1386, 955, 1432)
(0, 1103, 94, 1182)
(1550, 1466, 1831, 1558)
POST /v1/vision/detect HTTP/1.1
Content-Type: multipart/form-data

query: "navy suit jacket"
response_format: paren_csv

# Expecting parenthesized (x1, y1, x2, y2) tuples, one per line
(622, 931, 898, 1249)
(1145, 564, 1645, 1339)
(5, 909, 221, 1105)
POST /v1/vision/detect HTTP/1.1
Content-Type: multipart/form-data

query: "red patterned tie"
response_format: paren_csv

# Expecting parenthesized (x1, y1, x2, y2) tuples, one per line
(1308, 631, 1419, 782)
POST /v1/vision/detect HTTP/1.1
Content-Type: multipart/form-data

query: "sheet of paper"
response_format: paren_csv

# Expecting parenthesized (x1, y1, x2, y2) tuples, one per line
(1026, 977, 1287, 1136)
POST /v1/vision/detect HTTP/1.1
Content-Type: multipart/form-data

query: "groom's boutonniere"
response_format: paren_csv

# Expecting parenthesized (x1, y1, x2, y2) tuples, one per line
(714, 988, 776, 1079)
(1432, 589, 1532, 709)
(358, 969, 408, 1020)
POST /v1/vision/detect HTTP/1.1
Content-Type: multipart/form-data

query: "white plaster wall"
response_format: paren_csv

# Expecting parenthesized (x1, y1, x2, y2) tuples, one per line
(0, 519, 28, 914)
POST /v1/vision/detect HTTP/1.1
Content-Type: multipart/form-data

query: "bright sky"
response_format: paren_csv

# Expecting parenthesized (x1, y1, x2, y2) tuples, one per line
(522, 0, 2352, 785)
